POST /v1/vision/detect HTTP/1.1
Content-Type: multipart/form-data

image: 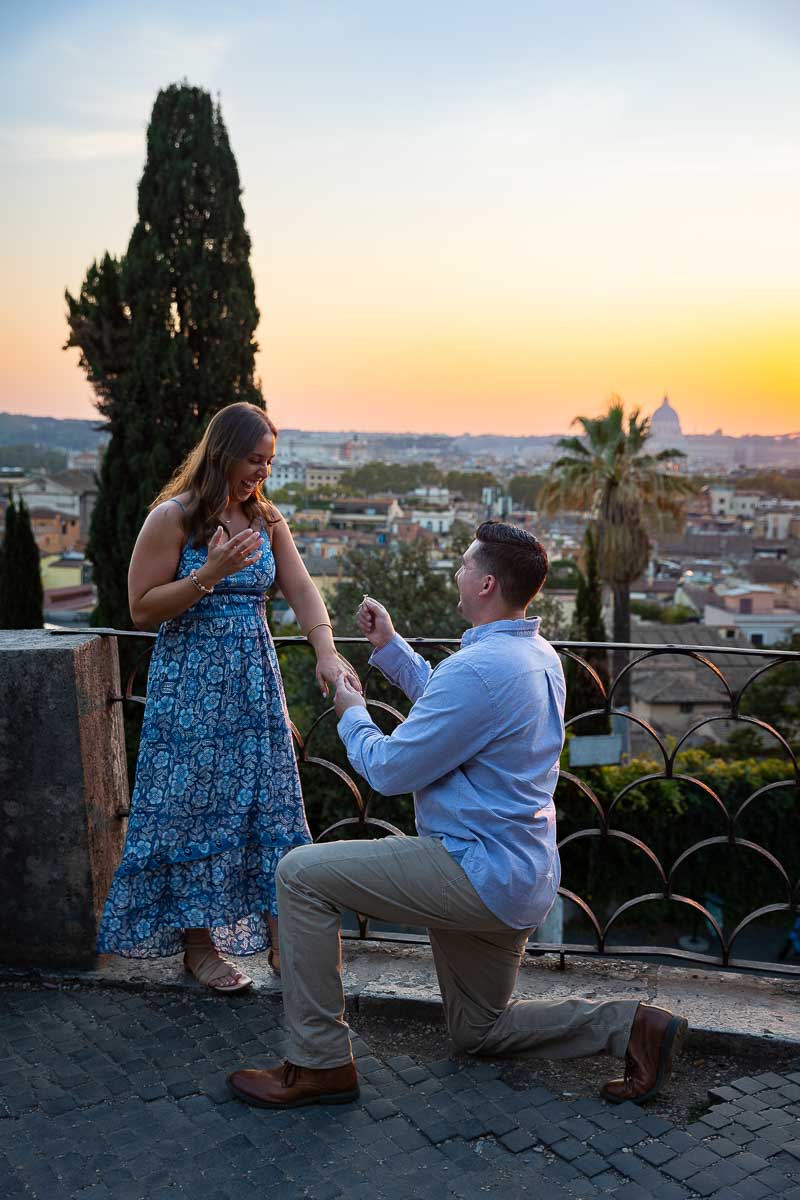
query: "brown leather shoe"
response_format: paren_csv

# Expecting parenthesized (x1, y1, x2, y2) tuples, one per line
(601, 1003, 689, 1105)
(228, 1060, 359, 1109)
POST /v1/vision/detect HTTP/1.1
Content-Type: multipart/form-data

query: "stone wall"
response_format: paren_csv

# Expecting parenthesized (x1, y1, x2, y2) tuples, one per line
(0, 630, 128, 966)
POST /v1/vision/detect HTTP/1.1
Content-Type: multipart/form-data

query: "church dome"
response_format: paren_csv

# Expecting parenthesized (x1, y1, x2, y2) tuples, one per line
(650, 395, 682, 437)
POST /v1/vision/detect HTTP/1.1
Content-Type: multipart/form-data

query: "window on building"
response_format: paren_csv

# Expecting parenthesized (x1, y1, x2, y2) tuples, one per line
(739, 598, 752, 614)
(750, 633, 764, 647)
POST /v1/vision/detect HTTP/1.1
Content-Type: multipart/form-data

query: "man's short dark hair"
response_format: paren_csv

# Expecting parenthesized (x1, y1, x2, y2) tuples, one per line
(474, 521, 548, 608)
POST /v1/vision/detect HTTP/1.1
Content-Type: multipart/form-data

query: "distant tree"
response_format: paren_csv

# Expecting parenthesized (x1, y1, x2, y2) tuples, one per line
(0, 445, 69, 473)
(443, 470, 499, 501)
(539, 397, 695, 706)
(338, 461, 443, 496)
(734, 473, 800, 502)
(337, 464, 380, 494)
(564, 527, 610, 733)
(739, 635, 800, 751)
(330, 542, 466, 641)
(405, 461, 444, 489)
(660, 603, 699, 625)
(548, 558, 581, 590)
(0, 412, 110, 452)
(267, 484, 313, 507)
(631, 600, 699, 625)
(508, 473, 544, 510)
(630, 599, 664, 622)
(709, 725, 774, 761)
(534, 590, 568, 641)
(0, 496, 44, 629)
(447, 519, 474, 558)
(273, 485, 338, 513)
(65, 84, 262, 628)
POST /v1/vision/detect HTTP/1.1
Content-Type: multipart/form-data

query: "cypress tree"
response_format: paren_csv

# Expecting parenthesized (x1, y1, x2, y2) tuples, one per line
(65, 253, 133, 626)
(65, 83, 263, 628)
(565, 526, 610, 734)
(0, 497, 14, 625)
(0, 496, 44, 629)
(582, 525, 608, 647)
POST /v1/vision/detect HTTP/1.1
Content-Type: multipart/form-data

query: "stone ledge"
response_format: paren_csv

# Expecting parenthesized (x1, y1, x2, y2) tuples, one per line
(2, 939, 798, 1050)
(0, 629, 128, 967)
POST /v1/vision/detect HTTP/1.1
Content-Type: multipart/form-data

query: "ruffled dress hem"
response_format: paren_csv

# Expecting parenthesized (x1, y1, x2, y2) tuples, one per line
(97, 839, 307, 958)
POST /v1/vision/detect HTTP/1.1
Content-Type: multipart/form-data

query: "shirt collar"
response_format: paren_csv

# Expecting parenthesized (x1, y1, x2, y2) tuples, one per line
(461, 617, 541, 647)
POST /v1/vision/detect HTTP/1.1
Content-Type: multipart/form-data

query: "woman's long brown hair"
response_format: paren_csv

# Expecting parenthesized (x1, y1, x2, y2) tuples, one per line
(151, 403, 280, 545)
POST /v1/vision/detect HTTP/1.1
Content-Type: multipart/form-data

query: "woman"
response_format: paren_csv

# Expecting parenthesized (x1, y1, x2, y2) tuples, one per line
(98, 402, 354, 991)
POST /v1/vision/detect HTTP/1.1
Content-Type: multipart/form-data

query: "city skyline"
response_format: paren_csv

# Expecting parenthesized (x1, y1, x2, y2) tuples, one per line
(3, 1, 800, 437)
(5, 394, 800, 455)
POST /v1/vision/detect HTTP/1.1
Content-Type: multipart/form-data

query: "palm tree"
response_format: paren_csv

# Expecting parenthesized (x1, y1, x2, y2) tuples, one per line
(539, 397, 696, 707)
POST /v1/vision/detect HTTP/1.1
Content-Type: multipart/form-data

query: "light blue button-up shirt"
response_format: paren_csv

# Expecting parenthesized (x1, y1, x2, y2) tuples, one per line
(336, 618, 566, 929)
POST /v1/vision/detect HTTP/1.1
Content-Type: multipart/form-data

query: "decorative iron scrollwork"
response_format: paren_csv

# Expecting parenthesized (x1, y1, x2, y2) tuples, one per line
(51, 628, 800, 976)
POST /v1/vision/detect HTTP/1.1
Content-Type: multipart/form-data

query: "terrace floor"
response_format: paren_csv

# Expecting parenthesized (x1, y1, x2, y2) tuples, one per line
(2, 947, 799, 1199)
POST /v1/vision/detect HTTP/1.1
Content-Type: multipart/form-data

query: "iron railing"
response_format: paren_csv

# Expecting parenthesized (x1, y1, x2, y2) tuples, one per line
(52, 629, 800, 976)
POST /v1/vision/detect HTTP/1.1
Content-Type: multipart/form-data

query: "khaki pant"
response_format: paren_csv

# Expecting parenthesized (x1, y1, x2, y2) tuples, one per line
(276, 835, 638, 1069)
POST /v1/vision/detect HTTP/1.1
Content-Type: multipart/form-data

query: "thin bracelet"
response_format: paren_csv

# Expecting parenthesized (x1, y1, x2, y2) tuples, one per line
(190, 569, 214, 595)
(304, 621, 333, 639)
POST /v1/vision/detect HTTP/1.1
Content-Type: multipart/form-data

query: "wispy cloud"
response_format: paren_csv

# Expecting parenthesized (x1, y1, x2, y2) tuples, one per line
(1, 19, 239, 164)
(122, 24, 236, 74)
(1, 124, 144, 164)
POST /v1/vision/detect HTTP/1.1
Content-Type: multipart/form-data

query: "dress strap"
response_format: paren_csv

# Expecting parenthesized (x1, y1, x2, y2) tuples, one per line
(168, 498, 187, 512)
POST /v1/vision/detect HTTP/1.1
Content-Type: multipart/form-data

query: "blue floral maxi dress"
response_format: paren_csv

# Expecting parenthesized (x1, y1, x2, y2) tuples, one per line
(97, 520, 311, 958)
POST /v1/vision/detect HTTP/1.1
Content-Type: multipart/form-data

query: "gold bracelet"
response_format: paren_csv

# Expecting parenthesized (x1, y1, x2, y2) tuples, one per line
(304, 621, 333, 639)
(190, 569, 214, 595)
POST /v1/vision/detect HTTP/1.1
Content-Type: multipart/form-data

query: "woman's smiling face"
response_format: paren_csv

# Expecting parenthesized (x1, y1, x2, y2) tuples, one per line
(229, 433, 275, 502)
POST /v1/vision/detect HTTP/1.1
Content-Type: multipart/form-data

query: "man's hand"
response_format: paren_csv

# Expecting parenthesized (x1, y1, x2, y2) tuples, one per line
(357, 596, 395, 650)
(334, 675, 368, 719)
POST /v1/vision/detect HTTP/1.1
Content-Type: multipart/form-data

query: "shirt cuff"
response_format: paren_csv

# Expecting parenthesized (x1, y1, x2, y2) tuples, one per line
(337, 705, 375, 741)
(369, 633, 411, 675)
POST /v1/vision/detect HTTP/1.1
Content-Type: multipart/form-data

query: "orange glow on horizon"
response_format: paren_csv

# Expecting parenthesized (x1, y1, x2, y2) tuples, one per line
(4, 2, 800, 441)
(2, 297, 798, 438)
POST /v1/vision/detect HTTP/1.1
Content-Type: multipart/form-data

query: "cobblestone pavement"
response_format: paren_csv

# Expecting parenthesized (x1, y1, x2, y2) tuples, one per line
(1, 985, 799, 1200)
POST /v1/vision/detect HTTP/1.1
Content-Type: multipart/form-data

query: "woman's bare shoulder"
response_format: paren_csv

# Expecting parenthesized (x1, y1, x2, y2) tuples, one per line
(141, 496, 188, 541)
(150, 493, 192, 518)
(268, 505, 291, 535)
(260, 502, 285, 543)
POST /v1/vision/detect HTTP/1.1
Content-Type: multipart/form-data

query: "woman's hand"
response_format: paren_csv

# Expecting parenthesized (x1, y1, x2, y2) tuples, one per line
(315, 652, 362, 699)
(203, 526, 262, 586)
(357, 596, 395, 650)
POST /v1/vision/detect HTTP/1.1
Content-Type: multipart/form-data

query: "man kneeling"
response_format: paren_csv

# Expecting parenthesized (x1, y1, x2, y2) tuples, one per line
(228, 522, 687, 1109)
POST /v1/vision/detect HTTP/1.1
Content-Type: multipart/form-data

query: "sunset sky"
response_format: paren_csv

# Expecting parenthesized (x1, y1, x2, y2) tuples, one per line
(2, 0, 799, 437)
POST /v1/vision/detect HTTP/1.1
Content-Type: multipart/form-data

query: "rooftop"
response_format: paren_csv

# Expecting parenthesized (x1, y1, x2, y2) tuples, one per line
(748, 560, 798, 584)
(332, 498, 400, 512)
(718, 584, 777, 597)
